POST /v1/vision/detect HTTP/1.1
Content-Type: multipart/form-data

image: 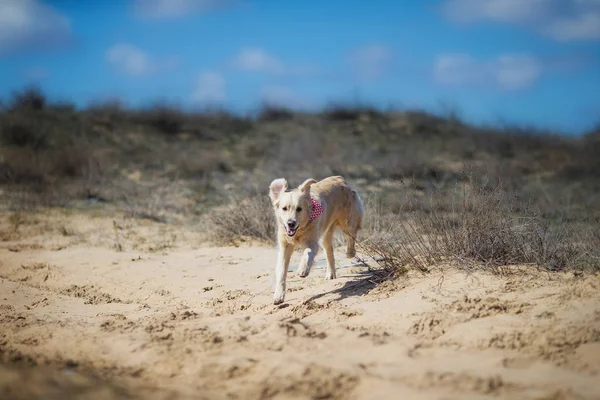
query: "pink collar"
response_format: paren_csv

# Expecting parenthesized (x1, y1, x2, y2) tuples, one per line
(309, 197, 323, 222)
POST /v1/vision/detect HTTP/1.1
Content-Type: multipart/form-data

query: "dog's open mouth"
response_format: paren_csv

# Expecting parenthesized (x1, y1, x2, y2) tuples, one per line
(285, 226, 297, 237)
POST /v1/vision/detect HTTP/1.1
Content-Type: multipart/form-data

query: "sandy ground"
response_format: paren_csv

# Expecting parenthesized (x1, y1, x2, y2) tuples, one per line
(1, 212, 600, 400)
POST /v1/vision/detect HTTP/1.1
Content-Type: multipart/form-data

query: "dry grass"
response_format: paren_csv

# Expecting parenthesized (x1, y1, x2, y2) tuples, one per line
(359, 175, 600, 279)
(205, 189, 276, 245)
(1, 86, 599, 276)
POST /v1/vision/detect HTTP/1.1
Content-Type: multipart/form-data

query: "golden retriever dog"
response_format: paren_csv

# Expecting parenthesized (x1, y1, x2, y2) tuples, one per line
(268, 175, 364, 305)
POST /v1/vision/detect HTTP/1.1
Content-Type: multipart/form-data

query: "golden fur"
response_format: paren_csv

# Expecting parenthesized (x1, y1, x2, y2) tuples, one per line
(268, 175, 364, 304)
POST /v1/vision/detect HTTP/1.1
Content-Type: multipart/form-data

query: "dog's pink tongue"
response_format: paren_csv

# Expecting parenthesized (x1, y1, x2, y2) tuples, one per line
(286, 227, 294, 235)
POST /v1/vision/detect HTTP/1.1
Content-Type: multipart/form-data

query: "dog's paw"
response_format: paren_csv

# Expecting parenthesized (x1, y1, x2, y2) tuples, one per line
(273, 283, 286, 304)
(297, 269, 309, 278)
(296, 265, 310, 278)
(273, 281, 286, 304)
(346, 248, 356, 258)
(325, 271, 336, 280)
(273, 292, 285, 305)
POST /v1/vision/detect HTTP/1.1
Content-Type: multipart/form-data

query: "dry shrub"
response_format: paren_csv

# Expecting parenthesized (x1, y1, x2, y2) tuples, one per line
(360, 176, 600, 278)
(418, 184, 584, 270)
(257, 104, 296, 122)
(205, 190, 276, 245)
(133, 103, 184, 135)
(0, 145, 100, 186)
(0, 115, 49, 149)
(322, 103, 383, 121)
(176, 150, 231, 178)
(8, 86, 46, 112)
(0, 148, 48, 185)
(51, 145, 100, 179)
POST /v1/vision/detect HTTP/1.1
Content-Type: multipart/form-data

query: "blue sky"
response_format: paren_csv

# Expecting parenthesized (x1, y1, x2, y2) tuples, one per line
(1, 0, 599, 134)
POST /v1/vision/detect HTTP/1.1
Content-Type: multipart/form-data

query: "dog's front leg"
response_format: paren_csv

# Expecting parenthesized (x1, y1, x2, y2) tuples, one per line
(296, 241, 319, 278)
(274, 241, 294, 305)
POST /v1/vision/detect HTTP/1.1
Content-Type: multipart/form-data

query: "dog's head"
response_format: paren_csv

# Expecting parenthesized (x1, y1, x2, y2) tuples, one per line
(269, 178, 317, 237)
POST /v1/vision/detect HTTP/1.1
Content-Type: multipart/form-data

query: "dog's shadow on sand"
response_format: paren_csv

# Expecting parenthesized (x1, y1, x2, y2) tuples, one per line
(303, 269, 383, 303)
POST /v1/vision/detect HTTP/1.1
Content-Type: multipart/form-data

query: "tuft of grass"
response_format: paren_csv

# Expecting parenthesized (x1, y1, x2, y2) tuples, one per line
(205, 190, 276, 245)
(8, 211, 25, 232)
(58, 224, 77, 237)
(148, 228, 177, 252)
(112, 221, 124, 252)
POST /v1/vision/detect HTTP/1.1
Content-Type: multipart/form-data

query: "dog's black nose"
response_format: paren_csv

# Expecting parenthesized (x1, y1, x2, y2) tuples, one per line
(287, 220, 296, 228)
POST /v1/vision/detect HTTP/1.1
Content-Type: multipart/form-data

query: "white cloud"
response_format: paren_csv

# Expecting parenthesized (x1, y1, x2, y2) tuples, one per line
(261, 86, 313, 109)
(434, 53, 541, 90)
(442, 0, 600, 41)
(106, 44, 152, 76)
(0, 0, 71, 54)
(230, 47, 319, 76)
(543, 10, 600, 41)
(106, 44, 179, 76)
(133, 0, 237, 19)
(434, 54, 485, 86)
(443, 0, 552, 23)
(232, 48, 285, 74)
(347, 44, 393, 81)
(193, 71, 226, 103)
(493, 54, 542, 89)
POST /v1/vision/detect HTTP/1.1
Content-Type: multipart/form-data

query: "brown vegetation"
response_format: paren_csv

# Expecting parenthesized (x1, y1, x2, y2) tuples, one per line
(1, 86, 598, 274)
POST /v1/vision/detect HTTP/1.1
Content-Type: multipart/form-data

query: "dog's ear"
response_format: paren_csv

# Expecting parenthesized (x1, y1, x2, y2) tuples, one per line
(298, 178, 317, 194)
(269, 178, 288, 204)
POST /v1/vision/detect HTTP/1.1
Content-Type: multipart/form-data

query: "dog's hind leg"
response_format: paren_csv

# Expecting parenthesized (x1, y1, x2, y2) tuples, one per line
(274, 241, 294, 305)
(296, 241, 319, 278)
(342, 218, 360, 259)
(322, 228, 336, 280)
(344, 191, 364, 258)
(345, 229, 357, 259)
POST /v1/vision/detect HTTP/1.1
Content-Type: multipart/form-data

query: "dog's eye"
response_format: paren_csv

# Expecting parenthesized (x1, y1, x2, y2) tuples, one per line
(296, 207, 302, 212)
(282, 206, 288, 211)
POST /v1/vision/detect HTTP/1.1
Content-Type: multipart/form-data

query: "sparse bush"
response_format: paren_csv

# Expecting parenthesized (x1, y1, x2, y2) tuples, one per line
(0, 116, 49, 149)
(0, 144, 100, 187)
(205, 191, 276, 245)
(8, 86, 46, 112)
(51, 145, 98, 178)
(360, 175, 600, 277)
(136, 103, 184, 135)
(257, 104, 295, 122)
(562, 124, 600, 181)
(85, 99, 127, 130)
(402, 110, 462, 136)
(0, 148, 48, 185)
(377, 155, 457, 184)
(176, 150, 232, 178)
(322, 103, 383, 121)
